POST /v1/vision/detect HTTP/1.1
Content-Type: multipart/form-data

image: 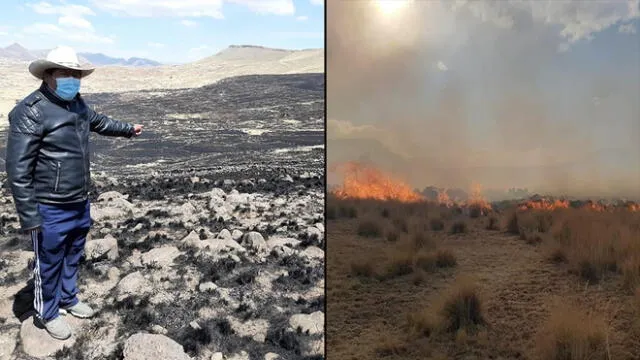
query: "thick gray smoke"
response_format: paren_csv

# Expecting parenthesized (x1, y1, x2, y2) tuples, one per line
(327, 0, 640, 200)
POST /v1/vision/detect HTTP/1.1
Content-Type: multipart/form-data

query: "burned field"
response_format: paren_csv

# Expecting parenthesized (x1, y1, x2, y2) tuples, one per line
(326, 166, 640, 360)
(0, 73, 325, 359)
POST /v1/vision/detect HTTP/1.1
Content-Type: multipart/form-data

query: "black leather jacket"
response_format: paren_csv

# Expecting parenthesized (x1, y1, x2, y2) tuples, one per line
(5, 82, 135, 230)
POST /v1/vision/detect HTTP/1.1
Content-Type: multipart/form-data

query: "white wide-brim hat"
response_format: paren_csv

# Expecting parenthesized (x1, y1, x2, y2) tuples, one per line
(28, 45, 95, 80)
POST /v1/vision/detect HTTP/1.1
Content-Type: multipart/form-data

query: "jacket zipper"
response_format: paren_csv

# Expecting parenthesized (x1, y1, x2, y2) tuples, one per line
(54, 162, 61, 192)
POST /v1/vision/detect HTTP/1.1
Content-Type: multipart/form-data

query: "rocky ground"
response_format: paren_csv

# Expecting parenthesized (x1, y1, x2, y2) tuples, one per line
(0, 170, 325, 360)
(0, 72, 325, 359)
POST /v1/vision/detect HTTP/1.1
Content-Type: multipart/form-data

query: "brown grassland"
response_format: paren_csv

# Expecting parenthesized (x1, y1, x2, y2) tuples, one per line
(326, 195, 640, 359)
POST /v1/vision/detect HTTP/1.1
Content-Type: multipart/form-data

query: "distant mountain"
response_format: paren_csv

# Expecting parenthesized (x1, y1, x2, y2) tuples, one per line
(0, 43, 161, 67)
(79, 53, 161, 67)
(0, 43, 35, 61)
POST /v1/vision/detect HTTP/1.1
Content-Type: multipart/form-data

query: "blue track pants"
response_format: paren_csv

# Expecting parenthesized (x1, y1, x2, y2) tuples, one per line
(31, 199, 91, 322)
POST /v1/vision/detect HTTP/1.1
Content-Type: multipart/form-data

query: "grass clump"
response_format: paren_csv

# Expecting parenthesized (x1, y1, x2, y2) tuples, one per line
(357, 218, 383, 238)
(408, 278, 485, 338)
(430, 218, 445, 231)
(535, 302, 609, 360)
(450, 221, 468, 234)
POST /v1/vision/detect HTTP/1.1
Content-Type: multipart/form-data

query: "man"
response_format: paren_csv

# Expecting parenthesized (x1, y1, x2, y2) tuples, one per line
(5, 45, 143, 340)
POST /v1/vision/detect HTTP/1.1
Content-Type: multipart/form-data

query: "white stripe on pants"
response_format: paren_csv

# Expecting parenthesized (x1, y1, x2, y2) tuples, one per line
(31, 229, 43, 318)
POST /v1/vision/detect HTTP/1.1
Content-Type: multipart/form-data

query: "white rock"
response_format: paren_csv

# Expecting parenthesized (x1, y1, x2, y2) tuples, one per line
(116, 271, 151, 300)
(84, 234, 119, 260)
(20, 317, 77, 357)
(289, 311, 324, 335)
(266, 237, 301, 249)
(231, 229, 243, 241)
(217, 229, 232, 240)
(301, 246, 324, 260)
(241, 232, 267, 253)
(211, 353, 224, 360)
(97, 191, 128, 202)
(141, 246, 181, 268)
(227, 351, 250, 360)
(123, 333, 191, 360)
(198, 282, 218, 292)
(264, 353, 280, 360)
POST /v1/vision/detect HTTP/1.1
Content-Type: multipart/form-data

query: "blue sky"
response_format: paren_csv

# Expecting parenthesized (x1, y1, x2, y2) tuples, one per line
(328, 0, 640, 198)
(0, 0, 324, 63)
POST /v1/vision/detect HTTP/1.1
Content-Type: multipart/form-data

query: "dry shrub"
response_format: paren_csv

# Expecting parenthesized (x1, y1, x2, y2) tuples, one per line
(392, 217, 409, 233)
(326, 205, 336, 220)
(338, 205, 358, 219)
(386, 230, 399, 242)
(435, 249, 457, 268)
(375, 336, 408, 357)
(535, 302, 609, 360)
(412, 232, 433, 250)
(548, 210, 640, 287)
(439, 279, 485, 333)
(384, 248, 414, 279)
(521, 229, 544, 245)
(351, 259, 376, 278)
(450, 221, 468, 234)
(506, 211, 520, 235)
(468, 204, 482, 218)
(381, 207, 391, 218)
(430, 218, 445, 231)
(621, 255, 640, 290)
(415, 249, 457, 273)
(415, 252, 437, 272)
(486, 216, 500, 231)
(357, 218, 383, 238)
(548, 246, 568, 264)
(409, 277, 485, 338)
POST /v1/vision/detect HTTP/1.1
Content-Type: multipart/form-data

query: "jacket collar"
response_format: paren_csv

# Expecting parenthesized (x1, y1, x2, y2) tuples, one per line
(39, 81, 78, 108)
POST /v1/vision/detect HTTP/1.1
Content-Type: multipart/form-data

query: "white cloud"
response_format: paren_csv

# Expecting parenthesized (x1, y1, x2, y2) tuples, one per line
(296, 15, 309, 21)
(28, 1, 96, 29)
(619, 23, 637, 34)
(449, 0, 640, 48)
(23, 23, 114, 44)
(148, 42, 165, 48)
(28, 2, 95, 17)
(227, 0, 295, 15)
(180, 20, 199, 27)
(91, 0, 296, 18)
(58, 15, 93, 30)
(310, 0, 323, 5)
(0, 32, 7, 36)
(436, 61, 448, 71)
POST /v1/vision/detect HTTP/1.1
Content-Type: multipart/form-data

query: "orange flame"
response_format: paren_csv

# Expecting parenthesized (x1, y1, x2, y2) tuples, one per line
(330, 162, 424, 202)
(518, 199, 570, 211)
(466, 183, 492, 213)
(437, 188, 454, 207)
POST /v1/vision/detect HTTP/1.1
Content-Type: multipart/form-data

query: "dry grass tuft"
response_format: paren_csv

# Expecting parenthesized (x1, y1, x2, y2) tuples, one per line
(409, 278, 485, 338)
(375, 335, 409, 357)
(450, 221, 468, 234)
(535, 302, 609, 360)
(439, 279, 485, 333)
(357, 218, 383, 238)
(486, 216, 500, 231)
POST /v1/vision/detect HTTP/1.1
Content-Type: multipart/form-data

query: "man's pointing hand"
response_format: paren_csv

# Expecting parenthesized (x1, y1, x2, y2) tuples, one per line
(132, 124, 143, 137)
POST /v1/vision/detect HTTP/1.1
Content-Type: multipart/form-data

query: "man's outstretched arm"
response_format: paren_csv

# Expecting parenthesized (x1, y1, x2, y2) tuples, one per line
(87, 106, 142, 138)
(6, 106, 43, 231)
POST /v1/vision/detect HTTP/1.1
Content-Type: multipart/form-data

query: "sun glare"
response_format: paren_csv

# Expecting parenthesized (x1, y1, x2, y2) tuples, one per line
(375, 0, 410, 16)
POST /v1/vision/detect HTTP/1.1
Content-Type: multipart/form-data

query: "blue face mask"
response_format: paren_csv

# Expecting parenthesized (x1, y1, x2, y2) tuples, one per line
(55, 77, 81, 101)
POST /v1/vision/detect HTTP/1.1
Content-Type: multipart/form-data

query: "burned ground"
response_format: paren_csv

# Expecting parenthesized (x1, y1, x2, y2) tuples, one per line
(0, 72, 325, 359)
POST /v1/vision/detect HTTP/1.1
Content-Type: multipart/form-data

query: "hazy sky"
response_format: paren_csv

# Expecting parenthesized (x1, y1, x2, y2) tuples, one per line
(328, 0, 640, 199)
(0, 0, 324, 63)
